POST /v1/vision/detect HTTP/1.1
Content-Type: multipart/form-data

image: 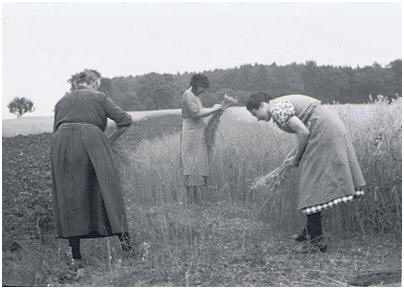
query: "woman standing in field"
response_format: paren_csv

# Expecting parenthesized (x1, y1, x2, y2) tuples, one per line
(181, 74, 224, 205)
(52, 69, 133, 266)
(246, 93, 366, 252)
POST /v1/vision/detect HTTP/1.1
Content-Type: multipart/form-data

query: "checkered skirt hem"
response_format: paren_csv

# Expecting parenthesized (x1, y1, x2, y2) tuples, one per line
(302, 190, 364, 215)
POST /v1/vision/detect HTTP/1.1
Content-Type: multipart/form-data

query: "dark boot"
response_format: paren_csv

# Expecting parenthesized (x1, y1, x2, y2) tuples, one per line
(68, 237, 85, 272)
(307, 212, 327, 252)
(68, 237, 82, 260)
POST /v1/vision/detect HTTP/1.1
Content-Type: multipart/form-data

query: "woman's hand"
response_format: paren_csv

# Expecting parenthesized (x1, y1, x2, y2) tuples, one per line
(197, 104, 226, 118)
(212, 104, 224, 112)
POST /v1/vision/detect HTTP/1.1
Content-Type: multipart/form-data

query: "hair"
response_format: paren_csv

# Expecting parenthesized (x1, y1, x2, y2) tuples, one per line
(190, 74, 210, 88)
(246, 92, 273, 112)
(68, 69, 101, 90)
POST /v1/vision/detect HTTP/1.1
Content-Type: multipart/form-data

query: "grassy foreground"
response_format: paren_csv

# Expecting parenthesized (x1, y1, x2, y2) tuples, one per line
(2, 101, 402, 286)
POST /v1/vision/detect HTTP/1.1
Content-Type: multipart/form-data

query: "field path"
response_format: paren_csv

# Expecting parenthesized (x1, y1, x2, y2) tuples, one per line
(54, 202, 401, 287)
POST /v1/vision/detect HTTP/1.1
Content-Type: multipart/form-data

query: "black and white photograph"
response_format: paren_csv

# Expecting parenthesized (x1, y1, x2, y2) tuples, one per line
(2, 1, 402, 286)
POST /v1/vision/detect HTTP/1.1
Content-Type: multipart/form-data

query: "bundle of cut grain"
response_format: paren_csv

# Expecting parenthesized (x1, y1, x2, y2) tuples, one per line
(205, 95, 237, 157)
(250, 164, 291, 217)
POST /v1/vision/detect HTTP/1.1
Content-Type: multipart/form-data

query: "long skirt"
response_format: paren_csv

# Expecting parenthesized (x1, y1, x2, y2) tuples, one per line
(297, 106, 366, 214)
(51, 123, 128, 238)
(180, 118, 210, 186)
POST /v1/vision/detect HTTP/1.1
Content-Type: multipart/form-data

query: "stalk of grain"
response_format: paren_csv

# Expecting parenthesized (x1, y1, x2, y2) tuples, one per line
(250, 163, 291, 217)
(205, 95, 237, 157)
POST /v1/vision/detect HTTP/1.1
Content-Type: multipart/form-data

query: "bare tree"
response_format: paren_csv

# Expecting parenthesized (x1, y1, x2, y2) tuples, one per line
(7, 97, 35, 118)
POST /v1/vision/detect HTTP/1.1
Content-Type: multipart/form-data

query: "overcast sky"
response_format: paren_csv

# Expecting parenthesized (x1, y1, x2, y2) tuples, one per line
(2, 2, 402, 119)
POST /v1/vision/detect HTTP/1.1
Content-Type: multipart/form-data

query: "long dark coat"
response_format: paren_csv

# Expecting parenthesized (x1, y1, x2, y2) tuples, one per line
(51, 88, 132, 238)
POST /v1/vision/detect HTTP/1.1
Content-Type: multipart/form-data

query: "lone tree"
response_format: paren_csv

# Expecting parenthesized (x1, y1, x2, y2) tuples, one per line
(7, 97, 35, 118)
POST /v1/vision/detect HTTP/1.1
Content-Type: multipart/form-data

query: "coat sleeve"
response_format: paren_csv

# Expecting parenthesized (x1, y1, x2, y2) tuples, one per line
(103, 96, 132, 127)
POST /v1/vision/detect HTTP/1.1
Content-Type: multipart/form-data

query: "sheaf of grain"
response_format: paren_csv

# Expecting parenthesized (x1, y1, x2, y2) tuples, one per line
(250, 163, 291, 217)
(205, 95, 237, 156)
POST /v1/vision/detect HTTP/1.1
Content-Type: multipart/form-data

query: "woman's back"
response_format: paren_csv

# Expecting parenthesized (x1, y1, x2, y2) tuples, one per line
(54, 88, 132, 132)
(54, 88, 108, 131)
(275, 94, 320, 113)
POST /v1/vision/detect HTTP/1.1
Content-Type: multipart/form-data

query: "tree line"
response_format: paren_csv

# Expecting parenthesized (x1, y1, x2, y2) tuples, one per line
(100, 59, 402, 111)
(8, 59, 402, 119)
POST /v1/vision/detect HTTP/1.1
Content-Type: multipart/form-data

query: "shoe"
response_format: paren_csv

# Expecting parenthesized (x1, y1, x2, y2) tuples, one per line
(69, 258, 85, 270)
(71, 261, 85, 280)
(292, 228, 308, 242)
(310, 236, 327, 252)
(293, 242, 327, 254)
(312, 243, 327, 253)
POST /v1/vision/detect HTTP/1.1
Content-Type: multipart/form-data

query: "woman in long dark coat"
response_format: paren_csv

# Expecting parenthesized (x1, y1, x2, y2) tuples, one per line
(246, 93, 366, 252)
(52, 69, 133, 263)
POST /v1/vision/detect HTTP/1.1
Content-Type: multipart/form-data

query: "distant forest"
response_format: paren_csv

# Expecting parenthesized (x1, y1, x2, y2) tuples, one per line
(99, 59, 402, 110)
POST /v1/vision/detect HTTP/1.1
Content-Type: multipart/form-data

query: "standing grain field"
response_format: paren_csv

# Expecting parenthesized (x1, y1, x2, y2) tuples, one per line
(119, 100, 401, 240)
